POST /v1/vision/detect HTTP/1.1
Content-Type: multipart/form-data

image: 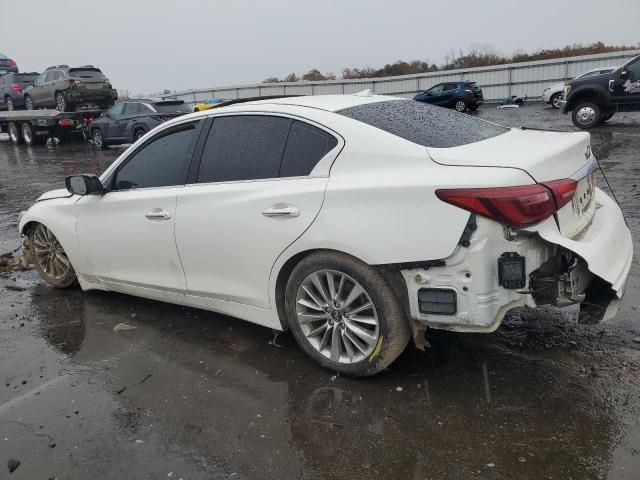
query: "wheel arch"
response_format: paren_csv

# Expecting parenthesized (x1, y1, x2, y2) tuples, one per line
(566, 87, 610, 111)
(272, 247, 410, 330)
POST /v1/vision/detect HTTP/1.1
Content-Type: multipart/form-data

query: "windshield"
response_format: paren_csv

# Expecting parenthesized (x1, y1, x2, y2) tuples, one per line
(337, 100, 508, 148)
(153, 102, 192, 113)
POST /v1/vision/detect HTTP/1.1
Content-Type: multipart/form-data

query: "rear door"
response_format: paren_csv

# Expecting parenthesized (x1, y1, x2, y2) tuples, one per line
(175, 114, 340, 310)
(439, 83, 458, 105)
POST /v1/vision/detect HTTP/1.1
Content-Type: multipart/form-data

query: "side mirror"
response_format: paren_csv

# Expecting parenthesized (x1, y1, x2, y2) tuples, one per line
(65, 175, 104, 196)
(621, 70, 629, 80)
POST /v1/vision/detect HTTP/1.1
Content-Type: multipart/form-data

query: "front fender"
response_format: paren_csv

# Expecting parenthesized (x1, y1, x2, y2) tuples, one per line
(566, 86, 611, 111)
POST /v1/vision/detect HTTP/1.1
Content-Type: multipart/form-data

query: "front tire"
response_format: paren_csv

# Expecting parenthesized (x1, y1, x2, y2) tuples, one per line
(92, 128, 105, 149)
(29, 223, 77, 289)
(285, 252, 410, 376)
(55, 92, 70, 112)
(571, 101, 601, 129)
(454, 99, 467, 112)
(601, 112, 614, 123)
(24, 95, 34, 110)
(550, 92, 562, 109)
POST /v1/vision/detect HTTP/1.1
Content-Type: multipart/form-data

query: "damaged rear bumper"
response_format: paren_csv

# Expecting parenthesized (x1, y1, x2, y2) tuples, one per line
(401, 188, 632, 332)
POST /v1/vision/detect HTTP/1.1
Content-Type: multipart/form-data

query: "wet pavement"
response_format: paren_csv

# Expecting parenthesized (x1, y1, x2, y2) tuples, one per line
(1, 104, 640, 479)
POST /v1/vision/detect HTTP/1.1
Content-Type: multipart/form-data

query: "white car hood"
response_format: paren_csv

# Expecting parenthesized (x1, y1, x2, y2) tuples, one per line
(37, 188, 72, 201)
(426, 128, 591, 182)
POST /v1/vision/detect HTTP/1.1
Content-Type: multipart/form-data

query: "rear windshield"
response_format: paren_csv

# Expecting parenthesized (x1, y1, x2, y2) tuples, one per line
(153, 102, 192, 113)
(69, 68, 105, 78)
(336, 100, 508, 148)
(466, 82, 478, 87)
(14, 73, 39, 83)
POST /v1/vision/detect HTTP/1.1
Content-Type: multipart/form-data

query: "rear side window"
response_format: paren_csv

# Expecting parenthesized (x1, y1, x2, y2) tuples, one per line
(337, 100, 508, 148)
(197, 115, 290, 183)
(112, 123, 198, 190)
(280, 121, 338, 177)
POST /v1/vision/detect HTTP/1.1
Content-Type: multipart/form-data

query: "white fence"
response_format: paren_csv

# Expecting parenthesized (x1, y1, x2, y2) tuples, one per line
(163, 49, 640, 105)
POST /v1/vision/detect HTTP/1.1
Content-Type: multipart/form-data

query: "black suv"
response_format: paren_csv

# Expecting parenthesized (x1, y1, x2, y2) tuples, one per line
(0, 72, 39, 110)
(90, 99, 192, 148)
(22, 65, 117, 112)
(561, 54, 640, 128)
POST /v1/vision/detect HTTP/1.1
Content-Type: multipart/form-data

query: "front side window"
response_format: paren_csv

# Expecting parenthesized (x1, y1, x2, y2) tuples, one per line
(45, 71, 57, 82)
(197, 115, 290, 183)
(427, 84, 444, 94)
(112, 123, 198, 190)
(108, 103, 125, 119)
(626, 60, 640, 82)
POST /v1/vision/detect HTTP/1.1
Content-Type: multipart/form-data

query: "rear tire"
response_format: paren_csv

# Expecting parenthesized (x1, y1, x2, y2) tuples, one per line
(29, 223, 77, 289)
(571, 101, 601, 129)
(550, 92, 562, 109)
(21, 122, 46, 146)
(133, 128, 146, 141)
(285, 251, 411, 377)
(601, 112, 614, 123)
(5, 96, 15, 111)
(24, 95, 34, 110)
(454, 99, 467, 112)
(55, 92, 69, 112)
(8, 122, 22, 144)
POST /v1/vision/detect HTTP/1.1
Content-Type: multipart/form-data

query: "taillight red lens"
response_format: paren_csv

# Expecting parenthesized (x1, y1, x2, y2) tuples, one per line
(11, 83, 21, 93)
(435, 182, 574, 228)
(8, 59, 16, 66)
(542, 178, 578, 210)
(58, 119, 73, 127)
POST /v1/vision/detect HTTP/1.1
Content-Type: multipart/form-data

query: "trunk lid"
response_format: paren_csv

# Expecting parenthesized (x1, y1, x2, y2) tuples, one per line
(426, 128, 591, 183)
(428, 128, 597, 239)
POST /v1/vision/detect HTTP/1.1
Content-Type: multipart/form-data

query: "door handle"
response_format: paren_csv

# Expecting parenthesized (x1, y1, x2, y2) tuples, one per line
(145, 209, 171, 220)
(609, 79, 615, 92)
(262, 204, 300, 218)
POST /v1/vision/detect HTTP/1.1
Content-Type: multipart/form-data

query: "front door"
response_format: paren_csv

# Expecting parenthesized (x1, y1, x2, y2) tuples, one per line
(29, 72, 49, 105)
(612, 58, 640, 110)
(103, 103, 127, 142)
(75, 120, 202, 303)
(175, 114, 340, 311)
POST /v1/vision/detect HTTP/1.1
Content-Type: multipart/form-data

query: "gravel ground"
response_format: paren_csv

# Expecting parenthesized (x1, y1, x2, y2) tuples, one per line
(1, 103, 640, 479)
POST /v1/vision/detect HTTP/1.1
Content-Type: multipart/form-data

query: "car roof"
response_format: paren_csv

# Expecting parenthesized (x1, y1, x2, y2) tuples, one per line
(235, 92, 404, 112)
(580, 66, 617, 74)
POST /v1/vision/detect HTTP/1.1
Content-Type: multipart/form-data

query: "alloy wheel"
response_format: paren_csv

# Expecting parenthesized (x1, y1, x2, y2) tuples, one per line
(552, 95, 562, 108)
(6, 97, 15, 111)
(32, 224, 72, 281)
(295, 269, 380, 364)
(21, 123, 33, 144)
(93, 130, 103, 148)
(455, 100, 466, 112)
(56, 93, 66, 112)
(25, 96, 33, 110)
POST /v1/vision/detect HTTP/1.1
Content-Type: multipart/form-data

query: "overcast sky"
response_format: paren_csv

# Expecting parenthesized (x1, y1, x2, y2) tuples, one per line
(3, 0, 639, 95)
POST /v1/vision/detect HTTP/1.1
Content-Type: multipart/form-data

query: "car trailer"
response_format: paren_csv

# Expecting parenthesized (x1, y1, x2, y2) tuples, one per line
(0, 109, 104, 146)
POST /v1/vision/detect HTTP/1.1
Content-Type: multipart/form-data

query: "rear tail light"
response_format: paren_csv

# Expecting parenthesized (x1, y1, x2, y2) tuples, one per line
(73, 79, 82, 86)
(11, 83, 21, 93)
(83, 116, 93, 125)
(435, 179, 577, 228)
(7, 59, 16, 66)
(58, 119, 73, 127)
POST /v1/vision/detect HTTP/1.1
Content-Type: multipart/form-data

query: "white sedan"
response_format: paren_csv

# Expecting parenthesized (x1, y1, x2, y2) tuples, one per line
(542, 66, 617, 108)
(18, 93, 632, 376)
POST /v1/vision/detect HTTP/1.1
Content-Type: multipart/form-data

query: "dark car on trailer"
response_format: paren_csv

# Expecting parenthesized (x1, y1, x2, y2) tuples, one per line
(0, 72, 39, 110)
(90, 99, 192, 149)
(22, 65, 117, 112)
(0, 53, 19, 74)
(414, 81, 484, 112)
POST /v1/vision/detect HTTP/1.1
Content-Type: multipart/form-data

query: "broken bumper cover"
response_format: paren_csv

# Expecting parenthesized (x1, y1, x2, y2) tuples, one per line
(532, 188, 632, 318)
(401, 188, 632, 332)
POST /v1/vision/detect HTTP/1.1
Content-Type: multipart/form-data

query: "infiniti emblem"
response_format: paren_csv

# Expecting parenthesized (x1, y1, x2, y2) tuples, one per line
(585, 145, 591, 160)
